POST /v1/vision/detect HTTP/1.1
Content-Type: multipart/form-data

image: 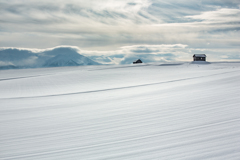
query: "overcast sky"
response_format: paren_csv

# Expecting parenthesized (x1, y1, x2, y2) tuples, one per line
(0, 0, 239, 63)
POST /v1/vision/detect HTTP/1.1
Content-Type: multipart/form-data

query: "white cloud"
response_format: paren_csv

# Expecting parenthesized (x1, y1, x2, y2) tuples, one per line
(80, 44, 191, 64)
(0, 0, 239, 61)
(186, 8, 240, 23)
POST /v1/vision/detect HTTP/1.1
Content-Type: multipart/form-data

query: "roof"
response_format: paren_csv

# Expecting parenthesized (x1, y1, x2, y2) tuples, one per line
(193, 54, 206, 57)
(133, 59, 142, 62)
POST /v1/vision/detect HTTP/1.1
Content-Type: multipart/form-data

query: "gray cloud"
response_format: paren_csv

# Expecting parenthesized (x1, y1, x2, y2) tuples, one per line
(0, 0, 239, 61)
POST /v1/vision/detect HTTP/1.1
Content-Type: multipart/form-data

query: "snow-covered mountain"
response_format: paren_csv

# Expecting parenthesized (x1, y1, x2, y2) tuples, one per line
(43, 48, 99, 67)
(0, 64, 18, 69)
(0, 47, 100, 69)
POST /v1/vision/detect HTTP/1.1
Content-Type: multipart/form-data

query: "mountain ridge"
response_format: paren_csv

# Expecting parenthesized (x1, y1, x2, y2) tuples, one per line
(0, 47, 100, 69)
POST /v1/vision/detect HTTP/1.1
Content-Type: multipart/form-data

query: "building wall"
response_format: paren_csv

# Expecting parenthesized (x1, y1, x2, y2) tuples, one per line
(194, 57, 206, 61)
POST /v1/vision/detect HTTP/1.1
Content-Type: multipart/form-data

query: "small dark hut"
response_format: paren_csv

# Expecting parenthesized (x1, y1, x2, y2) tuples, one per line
(133, 59, 142, 64)
(193, 54, 206, 61)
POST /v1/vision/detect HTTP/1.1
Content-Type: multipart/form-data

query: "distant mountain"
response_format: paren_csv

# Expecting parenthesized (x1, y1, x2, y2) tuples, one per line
(0, 65, 18, 70)
(43, 48, 99, 67)
(0, 47, 100, 70)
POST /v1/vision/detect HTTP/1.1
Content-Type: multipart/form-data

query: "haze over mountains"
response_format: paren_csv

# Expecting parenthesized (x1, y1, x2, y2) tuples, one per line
(0, 47, 100, 69)
(0, 44, 193, 70)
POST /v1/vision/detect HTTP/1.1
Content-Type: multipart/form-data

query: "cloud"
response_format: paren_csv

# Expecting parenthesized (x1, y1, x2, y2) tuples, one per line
(82, 44, 190, 64)
(0, 0, 239, 60)
(0, 48, 39, 67)
(1, 44, 239, 69)
(186, 8, 240, 24)
(221, 54, 240, 60)
(119, 53, 176, 64)
(0, 44, 190, 67)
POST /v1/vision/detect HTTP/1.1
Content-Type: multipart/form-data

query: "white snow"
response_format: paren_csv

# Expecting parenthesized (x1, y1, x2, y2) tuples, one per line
(1, 62, 240, 160)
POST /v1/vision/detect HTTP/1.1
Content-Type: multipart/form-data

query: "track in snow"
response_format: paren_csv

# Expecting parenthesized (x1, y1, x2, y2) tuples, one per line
(1, 62, 240, 160)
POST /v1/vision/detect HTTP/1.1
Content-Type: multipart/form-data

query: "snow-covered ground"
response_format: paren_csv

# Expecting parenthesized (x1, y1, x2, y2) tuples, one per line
(1, 62, 240, 160)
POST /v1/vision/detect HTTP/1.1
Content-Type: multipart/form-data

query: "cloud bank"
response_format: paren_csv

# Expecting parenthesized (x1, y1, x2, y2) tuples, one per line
(0, 0, 239, 61)
(1, 44, 238, 70)
(0, 46, 99, 69)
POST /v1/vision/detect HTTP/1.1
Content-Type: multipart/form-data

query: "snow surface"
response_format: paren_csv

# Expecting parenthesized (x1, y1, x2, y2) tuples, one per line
(1, 62, 240, 160)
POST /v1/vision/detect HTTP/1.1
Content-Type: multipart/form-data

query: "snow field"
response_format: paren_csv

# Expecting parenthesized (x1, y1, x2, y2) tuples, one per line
(0, 62, 240, 159)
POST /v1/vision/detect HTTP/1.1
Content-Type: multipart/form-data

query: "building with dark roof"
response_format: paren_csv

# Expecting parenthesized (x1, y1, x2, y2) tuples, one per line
(133, 59, 142, 64)
(193, 54, 206, 61)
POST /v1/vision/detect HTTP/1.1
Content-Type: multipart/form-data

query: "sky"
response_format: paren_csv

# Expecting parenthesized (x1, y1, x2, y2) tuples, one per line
(0, 0, 240, 64)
